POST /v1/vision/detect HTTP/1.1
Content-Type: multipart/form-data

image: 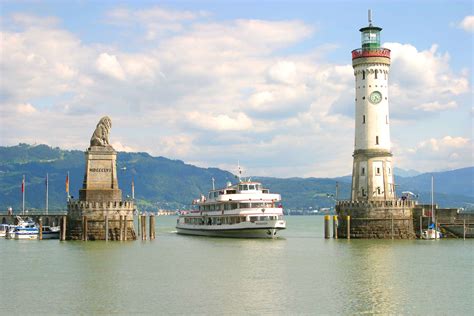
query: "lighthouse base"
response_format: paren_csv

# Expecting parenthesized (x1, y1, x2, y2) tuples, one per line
(336, 200, 416, 239)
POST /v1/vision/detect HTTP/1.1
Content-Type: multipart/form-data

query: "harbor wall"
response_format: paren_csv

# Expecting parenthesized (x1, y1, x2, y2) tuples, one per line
(336, 200, 416, 239)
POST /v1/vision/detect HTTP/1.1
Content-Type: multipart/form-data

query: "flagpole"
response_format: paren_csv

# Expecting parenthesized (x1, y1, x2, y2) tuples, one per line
(66, 171, 70, 202)
(46, 173, 49, 215)
(22, 175, 25, 215)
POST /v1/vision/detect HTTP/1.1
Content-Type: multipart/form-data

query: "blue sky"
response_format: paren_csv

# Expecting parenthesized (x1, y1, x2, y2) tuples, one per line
(0, 0, 472, 177)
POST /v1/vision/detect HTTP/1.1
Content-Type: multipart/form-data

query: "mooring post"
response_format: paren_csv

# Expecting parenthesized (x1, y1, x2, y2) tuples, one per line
(119, 215, 123, 241)
(324, 215, 330, 239)
(463, 219, 466, 240)
(83, 216, 88, 241)
(141, 215, 147, 240)
(124, 215, 128, 241)
(347, 215, 351, 239)
(137, 212, 140, 237)
(105, 213, 109, 241)
(60, 215, 66, 241)
(419, 215, 422, 238)
(333, 215, 338, 239)
(149, 214, 155, 240)
(38, 217, 43, 240)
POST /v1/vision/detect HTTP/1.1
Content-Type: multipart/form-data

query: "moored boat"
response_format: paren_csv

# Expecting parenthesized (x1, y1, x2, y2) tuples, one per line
(176, 177, 286, 238)
(41, 226, 60, 239)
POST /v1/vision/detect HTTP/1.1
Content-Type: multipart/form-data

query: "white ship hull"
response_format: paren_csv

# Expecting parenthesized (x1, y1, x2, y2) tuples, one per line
(176, 220, 286, 238)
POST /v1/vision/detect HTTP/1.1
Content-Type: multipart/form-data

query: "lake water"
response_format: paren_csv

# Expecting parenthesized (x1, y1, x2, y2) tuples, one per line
(1, 216, 472, 315)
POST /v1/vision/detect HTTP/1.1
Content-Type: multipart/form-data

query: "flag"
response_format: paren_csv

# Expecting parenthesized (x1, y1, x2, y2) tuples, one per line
(21, 176, 25, 193)
(66, 172, 69, 194)
(131, 180, 135, 199)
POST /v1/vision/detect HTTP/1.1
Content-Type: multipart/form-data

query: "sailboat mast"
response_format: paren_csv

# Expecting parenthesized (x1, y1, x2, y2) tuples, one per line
(431, 175, 434, 225)
(46, 173, 49, 215)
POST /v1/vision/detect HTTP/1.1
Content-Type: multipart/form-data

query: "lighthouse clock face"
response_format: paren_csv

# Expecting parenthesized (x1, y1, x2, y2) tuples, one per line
(369, 91, 382, 104)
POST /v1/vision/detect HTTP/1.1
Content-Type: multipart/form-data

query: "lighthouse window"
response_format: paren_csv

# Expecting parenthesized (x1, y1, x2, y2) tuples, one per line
(361, 167, 365, 175)
(362, 115, 366, 124)
(375, 70, 378, 79)
(362, 71, 365, 80)
(377, 187, 381, 194)
(376, 168, 381, 175)
(376, 136, 379, 145)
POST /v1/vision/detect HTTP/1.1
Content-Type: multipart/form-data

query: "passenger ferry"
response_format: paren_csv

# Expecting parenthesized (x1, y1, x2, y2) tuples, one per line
(176, 178, 286, 238)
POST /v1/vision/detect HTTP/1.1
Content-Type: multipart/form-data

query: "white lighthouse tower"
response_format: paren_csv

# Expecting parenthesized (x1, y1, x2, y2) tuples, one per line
(351, 10, 394, 201)
(336, 11, 416, 239)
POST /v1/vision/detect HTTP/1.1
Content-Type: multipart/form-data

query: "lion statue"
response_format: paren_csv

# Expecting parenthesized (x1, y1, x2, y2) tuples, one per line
(90, 116, 112, 147)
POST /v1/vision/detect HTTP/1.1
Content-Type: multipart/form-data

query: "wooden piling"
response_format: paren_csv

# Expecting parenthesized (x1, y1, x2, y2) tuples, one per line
(60, 216, 66, 241)
(137, 212, 140, 236)
(124, 215, 128, 241)
(38, 217, 43, 240)
(419, 216, 423, 238)
(463, 219, 466, 240)
(332, 215, 338, 239)
(346, 215, 351, 239)
(83, 216, 88, 241)
(324, 215, 330, 239)
(149, 215, 155, 240)
(141, 215, 147, 240)
(105, 213, 109, 241)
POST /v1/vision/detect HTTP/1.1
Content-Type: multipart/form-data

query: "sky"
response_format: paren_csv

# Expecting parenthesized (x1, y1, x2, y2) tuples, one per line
(0, 0, 472, 178)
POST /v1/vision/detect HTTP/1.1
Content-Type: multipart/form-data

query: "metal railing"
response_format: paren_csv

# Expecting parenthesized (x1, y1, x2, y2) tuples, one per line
(352, 48, 391, 59)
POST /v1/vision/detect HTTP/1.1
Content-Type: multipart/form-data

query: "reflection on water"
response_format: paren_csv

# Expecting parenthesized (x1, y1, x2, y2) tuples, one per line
(0, 216, 472, 314)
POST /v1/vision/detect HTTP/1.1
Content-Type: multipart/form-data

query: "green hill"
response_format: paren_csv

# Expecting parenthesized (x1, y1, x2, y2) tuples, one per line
(0, 144, 472, 212)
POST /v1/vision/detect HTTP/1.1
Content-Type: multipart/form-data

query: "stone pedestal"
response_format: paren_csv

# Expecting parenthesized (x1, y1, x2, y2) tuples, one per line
(66, 145, 136, 240)
(79, 146, 122, 202)
(336, 200, 416, 239)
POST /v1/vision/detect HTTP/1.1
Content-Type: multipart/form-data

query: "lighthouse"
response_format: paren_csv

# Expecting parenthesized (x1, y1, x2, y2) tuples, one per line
(351, 10, 394, 201)
(336, 11, 416, 239)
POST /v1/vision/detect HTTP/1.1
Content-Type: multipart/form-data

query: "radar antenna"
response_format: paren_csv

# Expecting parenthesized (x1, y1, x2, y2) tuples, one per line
(368, 9, 372, 26)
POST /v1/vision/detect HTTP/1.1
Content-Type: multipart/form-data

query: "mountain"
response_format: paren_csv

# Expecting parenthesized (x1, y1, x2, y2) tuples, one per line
(393, 167, 421, 177)
(0, 144, 472, 211)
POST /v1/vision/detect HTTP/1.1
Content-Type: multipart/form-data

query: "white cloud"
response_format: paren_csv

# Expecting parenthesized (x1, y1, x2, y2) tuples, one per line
(186, 112, 253, 131)
(415, 101, 457, 112)
(0, 10, 471, 178)
(398, 136, 472, 172)
(96, 53, 126, 81)
(17, 103, 37, 114)
(459, 16, 474, 33)
(384, 42, 469, 118)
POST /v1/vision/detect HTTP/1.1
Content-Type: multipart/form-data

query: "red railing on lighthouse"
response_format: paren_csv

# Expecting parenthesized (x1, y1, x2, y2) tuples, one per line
(352, 48, 391, 60)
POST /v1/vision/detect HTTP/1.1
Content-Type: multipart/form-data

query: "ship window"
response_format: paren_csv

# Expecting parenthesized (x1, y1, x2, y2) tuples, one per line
(249, 184, 255, 190)
(250, 216, 258, 222)
(376, 136, 379, 145)
(262, 189, 269, 193)
(362, 115, 365, 124)
(260, 216, 269, 221)
(239, 203, 250, 208)
(230, 203, 238, 209)
(208, 193, 213, 199)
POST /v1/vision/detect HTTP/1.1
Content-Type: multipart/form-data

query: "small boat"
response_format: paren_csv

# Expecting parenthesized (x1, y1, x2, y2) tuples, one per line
(422, 176, 442, 240)
(176, 171, 286, 238)
(422, 224, 442, 240)
(0, 224, 13, 237)
(6, 216, 38, 240)
(41, 226, 60, 239)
